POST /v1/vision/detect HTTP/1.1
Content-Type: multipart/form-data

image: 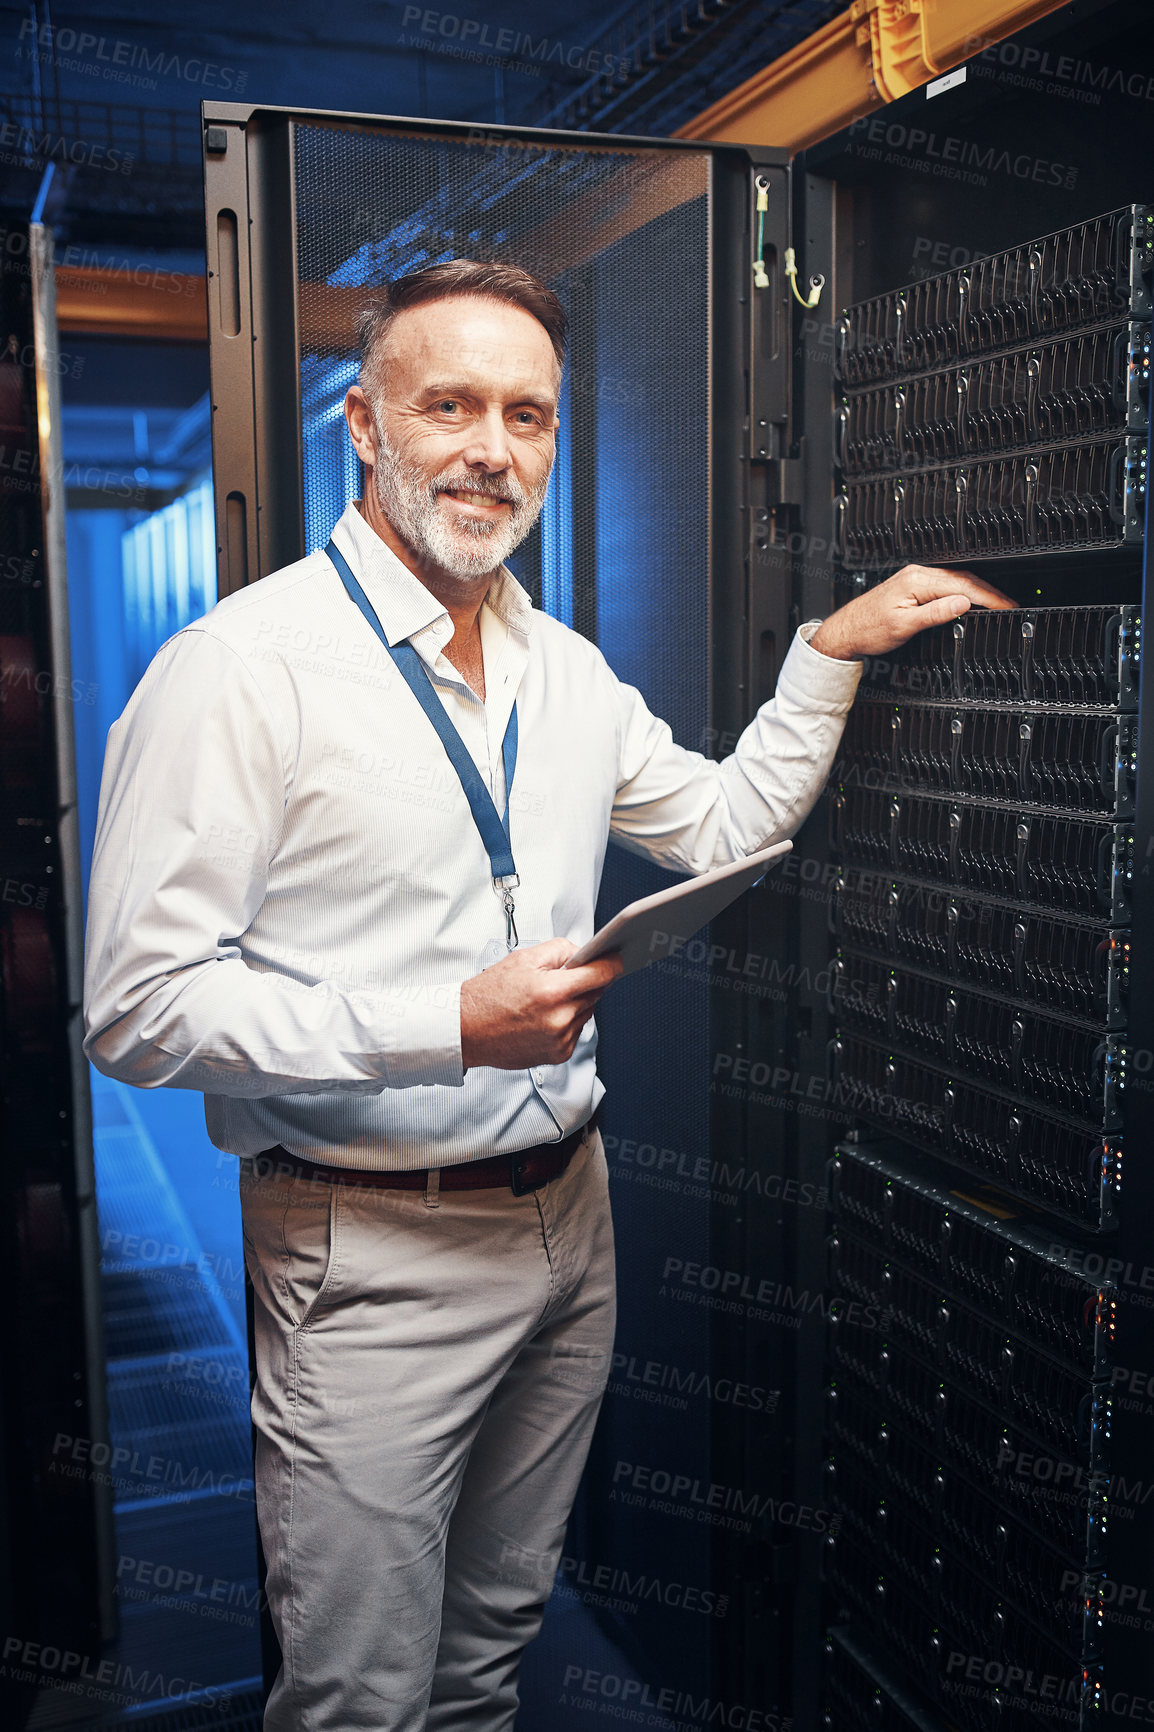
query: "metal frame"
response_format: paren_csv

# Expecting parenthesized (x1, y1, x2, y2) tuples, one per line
(706, 142, 802, 1716)
(202, 98, 788, 595)
(203, 106, 301, 592)
(1103, 413, 1154, 1711)
(29, 224, 116, 1644)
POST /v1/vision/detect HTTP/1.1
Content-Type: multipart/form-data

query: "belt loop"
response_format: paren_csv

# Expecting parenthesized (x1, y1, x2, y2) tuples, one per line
(423, 1167, 441, 1210)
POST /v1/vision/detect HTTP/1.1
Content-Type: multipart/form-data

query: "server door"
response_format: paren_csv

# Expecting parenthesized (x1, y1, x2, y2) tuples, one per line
(203, 102, 800, 1721)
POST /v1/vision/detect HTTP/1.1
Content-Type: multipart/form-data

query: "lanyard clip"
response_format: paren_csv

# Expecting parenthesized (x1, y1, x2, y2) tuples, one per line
(496, 874, 520, 950)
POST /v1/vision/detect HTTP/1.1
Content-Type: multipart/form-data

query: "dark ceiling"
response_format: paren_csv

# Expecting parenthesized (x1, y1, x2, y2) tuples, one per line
(0, 0, 844, 503)
(0, 0, 844, 249)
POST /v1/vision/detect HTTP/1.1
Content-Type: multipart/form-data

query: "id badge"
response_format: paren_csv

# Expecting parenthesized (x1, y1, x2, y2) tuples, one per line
(478, 934, 547, 970)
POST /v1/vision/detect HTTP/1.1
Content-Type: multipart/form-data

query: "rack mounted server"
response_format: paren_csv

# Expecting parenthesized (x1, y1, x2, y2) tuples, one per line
(832, 206, 1152, 578)
(822, 202, 1151, 1731)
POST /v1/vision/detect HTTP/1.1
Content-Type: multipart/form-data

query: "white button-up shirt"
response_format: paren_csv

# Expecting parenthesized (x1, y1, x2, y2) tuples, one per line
(83, 501, 862, 1169)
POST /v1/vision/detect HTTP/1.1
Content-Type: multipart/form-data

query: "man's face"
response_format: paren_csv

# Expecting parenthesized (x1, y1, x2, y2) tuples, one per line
(353, 295, 560, 583)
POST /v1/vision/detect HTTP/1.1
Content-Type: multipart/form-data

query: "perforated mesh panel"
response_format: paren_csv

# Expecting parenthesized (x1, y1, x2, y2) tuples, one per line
(295, 124, 711, 601)
(292, 121, 717, 1704)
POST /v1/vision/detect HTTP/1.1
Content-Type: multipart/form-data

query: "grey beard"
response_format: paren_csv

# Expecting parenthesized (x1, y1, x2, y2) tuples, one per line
(371, 419, 550, 583)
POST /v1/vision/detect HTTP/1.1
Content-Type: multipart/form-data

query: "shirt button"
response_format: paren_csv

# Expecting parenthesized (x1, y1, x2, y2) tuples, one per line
(531, 1068, 546, 1086)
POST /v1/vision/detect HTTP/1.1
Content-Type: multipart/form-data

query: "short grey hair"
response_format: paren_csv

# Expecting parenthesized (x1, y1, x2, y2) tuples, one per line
(357, 258, 568, 401)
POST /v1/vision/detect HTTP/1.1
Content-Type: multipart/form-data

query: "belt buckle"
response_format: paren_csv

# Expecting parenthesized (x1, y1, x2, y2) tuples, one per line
(510, 1154, 537, 1197)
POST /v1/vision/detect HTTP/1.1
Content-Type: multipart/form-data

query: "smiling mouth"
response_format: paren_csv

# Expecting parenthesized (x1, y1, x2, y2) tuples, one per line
(439, 486, 513, 514)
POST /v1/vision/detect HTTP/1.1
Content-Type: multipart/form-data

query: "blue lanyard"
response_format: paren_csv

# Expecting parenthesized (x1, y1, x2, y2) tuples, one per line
(325, 538, 520, 944)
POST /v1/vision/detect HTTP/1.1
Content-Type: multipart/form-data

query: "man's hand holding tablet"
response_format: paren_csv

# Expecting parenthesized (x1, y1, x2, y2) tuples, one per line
(459, 843, 791, 1072)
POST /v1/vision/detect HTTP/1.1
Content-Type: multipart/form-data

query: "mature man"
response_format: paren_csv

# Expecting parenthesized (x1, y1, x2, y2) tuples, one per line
(84, 259, 1013, 1730)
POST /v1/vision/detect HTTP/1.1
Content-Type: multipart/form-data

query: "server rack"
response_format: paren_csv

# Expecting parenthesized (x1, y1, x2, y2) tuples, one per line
(816, 200, 1152, 1731)
(776, 6, 1154, 1723)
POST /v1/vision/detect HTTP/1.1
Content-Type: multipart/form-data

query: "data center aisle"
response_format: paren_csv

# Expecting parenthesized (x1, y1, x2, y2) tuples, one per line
(38, 395, 265, 1725)
(92, 1073, 260, 1702)
(24, 1070, 263, 1729)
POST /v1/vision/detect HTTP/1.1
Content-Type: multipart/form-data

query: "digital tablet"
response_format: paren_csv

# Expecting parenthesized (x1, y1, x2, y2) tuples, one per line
(564, 840, 792, 977)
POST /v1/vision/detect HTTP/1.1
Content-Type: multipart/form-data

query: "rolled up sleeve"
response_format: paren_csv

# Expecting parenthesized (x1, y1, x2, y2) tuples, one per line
(608, 622, 862, 875)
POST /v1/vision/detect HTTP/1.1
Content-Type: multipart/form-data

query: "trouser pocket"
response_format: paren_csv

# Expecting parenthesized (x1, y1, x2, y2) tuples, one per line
(242, 1165, 342, 1331)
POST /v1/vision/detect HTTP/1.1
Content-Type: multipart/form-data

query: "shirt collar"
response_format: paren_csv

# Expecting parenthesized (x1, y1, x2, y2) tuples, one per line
(328, 500, 534, 650)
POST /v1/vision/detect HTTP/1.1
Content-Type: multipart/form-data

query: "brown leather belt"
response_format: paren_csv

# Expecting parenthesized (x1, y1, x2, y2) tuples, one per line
(254, 1112, 597, 1199)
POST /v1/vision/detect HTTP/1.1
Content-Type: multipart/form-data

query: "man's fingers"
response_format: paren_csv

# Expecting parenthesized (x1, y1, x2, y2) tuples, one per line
(569, 987, 611, 1021)
(895, 565, 1017, 609)
(522, 937, 577, 968)
(894, 594, 974, 637)
(525, 940, 622, 991)
(555, 952, 624, 997)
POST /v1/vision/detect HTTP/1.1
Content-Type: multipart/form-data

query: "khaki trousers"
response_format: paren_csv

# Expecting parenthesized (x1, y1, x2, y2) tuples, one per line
(240, 1127, 615, 1731)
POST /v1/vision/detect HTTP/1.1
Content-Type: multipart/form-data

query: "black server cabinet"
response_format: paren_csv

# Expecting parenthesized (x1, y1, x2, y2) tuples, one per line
(202, 102, 803, 1721)
(776, 3, 1154, 1728)
(0, 225, 113, 1722)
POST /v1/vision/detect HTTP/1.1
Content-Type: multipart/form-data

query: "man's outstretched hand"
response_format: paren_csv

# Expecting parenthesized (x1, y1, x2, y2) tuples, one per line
(460, 938, 624, 1072)
(809, 565, 1018, 662)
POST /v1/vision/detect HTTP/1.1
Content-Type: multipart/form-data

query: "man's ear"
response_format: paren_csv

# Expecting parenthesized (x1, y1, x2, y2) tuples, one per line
(344, 386, 378, 466)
